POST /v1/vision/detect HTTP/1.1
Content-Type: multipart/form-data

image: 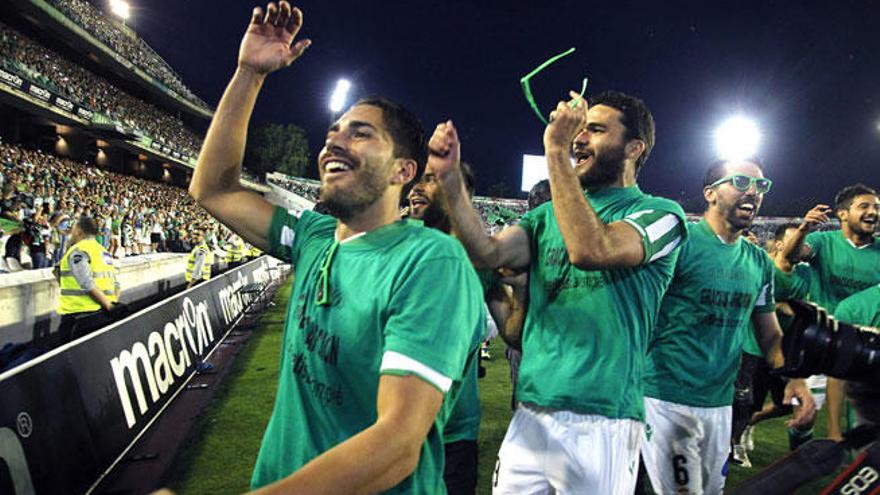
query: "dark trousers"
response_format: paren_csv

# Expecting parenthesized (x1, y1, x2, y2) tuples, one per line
(444, 440, 478, 495)
(732, 353, 762, 444)
(57, 310, 118, 345)
(752, 358, 790, 414)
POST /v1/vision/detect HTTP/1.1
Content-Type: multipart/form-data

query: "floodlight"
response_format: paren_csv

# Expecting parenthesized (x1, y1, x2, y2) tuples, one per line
(329, 79, 352, 113)
(714, 116, 760, 160)
(109, 0, 131, 20)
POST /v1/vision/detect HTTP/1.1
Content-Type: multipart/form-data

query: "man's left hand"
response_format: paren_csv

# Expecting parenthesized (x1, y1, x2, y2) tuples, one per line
(783, 378, 817, 429)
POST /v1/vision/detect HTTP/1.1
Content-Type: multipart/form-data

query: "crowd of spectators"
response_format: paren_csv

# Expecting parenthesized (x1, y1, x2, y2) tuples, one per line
(0, 22, 203, 157)
(267, 174, 319, 202)
(44, 0, 209, 110)
(0, 140, 219, 272)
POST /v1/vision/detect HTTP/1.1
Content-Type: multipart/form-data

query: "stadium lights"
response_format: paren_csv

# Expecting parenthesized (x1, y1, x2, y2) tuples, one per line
(714, 116, 761, 161)
(109, 0, 131, 20)
(329, 79, 352, 113)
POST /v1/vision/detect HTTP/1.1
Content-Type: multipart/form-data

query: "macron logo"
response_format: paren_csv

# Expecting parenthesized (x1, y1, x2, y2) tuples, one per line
(110, 297, 215, 428)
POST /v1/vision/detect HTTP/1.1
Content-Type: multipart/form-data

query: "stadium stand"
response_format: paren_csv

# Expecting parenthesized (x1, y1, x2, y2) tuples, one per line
(0, 140, 218, 271)
(0, 21, 203, 157)
(44, 0, 208, 110)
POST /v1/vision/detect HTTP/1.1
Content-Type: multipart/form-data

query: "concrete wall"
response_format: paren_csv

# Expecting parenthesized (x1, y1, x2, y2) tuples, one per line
(0, 253, 216, 346)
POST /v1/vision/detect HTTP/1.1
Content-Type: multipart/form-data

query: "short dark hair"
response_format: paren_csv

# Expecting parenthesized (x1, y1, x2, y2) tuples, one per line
(528, 179, 551, 210)
(353, 96, 428, 182)
(703, 157, 764, 188)
(834, 183, 877, 211)
(77, 215, 99, 236)
(589, 91, 655, 173)
(774, 223, 799, 242)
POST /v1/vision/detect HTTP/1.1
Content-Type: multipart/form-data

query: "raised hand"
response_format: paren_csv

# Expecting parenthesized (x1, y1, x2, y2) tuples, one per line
(238, 1, 311, 75)
(427, 120, 461, 181)
(543, 90, 588, 151)
(799, 204, 832, 232)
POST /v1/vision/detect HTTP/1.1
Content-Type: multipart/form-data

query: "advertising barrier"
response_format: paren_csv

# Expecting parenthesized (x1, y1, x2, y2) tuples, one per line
(0, 257, 274, 494)
(0, 66, 94, 121)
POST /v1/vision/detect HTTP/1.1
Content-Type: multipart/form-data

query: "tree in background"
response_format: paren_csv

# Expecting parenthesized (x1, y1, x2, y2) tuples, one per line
(244, 123, 310, 178)
(487, 181, 511, 199)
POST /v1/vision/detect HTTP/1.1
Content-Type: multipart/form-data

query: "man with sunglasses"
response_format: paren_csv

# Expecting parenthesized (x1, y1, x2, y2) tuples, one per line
(641, 159, 815, 495)
(429, 91, 688, 494)
(780, 184, 880, 442)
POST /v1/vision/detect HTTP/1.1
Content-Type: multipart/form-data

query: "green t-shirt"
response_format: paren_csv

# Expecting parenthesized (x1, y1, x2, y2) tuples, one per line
(742, 323, 763, 357)
(516, 185, 687, 421)
(743, 262, 813, 357)
(645, 219, 775, 407)
(443, 270, 496, 444)
(834, 284, 880, 327)
(251, 209, 485, 494)
(774, 262, 814, 332)
(805, 231, 880, 315)
(775, 263, 813, 301)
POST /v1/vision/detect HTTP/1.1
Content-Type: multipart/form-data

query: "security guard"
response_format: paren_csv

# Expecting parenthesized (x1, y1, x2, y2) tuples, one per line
(246, 243, 263, 260)
(186, 228, 213, 288)
(224, 233, 245, 269)
(56, 216, 122, 344)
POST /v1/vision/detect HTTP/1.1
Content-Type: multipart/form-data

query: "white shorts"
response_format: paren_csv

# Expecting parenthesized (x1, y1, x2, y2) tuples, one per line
(803, 375, 827, 411)
(641, 397, 731, 495)
(493, 403, 642, 495)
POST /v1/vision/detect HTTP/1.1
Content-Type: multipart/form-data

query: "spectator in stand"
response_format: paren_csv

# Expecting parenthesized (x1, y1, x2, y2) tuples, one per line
(149, 213, 165, 252)
(0, 142, 216, 270)
(4, 226, 25, 271)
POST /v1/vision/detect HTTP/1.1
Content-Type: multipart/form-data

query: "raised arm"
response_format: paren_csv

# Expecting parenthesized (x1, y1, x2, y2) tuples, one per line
(780, 204, 830, 264)
(429, 122, 530, 271)
(543, 93, 649, 269)
(189, 2, 311, 251)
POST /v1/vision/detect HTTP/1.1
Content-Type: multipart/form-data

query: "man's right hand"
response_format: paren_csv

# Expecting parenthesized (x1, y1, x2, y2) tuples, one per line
(427, 120, 462, 184)
(238, 1, 311, 76)
(798, 204, 831, 232)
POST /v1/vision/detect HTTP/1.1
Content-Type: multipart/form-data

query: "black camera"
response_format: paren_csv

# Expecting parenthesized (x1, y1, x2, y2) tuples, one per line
(777, 299, 880, 384)
(729, 300, 880, 495)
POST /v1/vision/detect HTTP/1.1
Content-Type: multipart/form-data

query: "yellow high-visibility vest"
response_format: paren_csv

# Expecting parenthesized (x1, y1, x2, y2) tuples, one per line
(186, 241, 213, 282)
(225, 237, 244, 262)
(58, 238, 118, 315)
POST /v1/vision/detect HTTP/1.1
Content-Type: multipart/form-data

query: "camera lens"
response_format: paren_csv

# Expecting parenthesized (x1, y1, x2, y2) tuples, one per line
(782, 300, 880, 384)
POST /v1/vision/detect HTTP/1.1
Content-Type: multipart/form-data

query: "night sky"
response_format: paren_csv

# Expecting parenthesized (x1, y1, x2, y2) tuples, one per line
(127, 0, 879, 216)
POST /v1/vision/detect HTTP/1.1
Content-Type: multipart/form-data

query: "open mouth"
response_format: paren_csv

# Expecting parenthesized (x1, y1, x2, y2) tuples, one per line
(736, 202, 756, 215)
(409, 196, 428, 206)
(324, 160, 353, 175)
(573, 152, 592, 166)
(862, 215, 878, 226)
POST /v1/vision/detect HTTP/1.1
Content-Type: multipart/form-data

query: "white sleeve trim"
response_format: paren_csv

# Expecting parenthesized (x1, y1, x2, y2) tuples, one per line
(622, 217, 648, 239)
(648, 234, 682, 262)
(645, 214, 680, 243)
(280, 225, 295, 247)
(380, 351, 453, 393)
(756, 283, 771, 307)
